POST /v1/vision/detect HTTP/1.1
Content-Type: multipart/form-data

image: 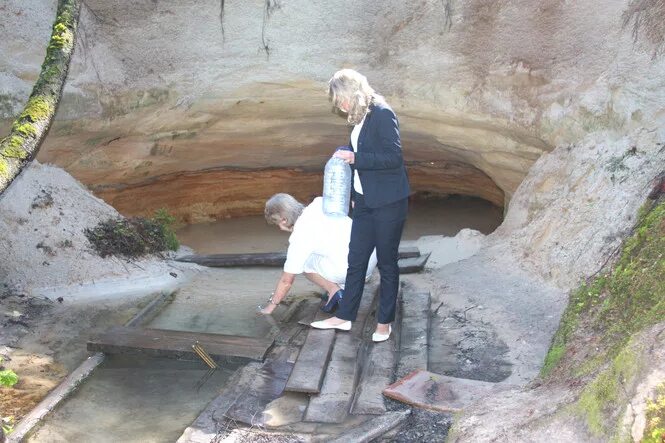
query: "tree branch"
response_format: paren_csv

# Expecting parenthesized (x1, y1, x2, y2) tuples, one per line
(0, 0, 81, 195)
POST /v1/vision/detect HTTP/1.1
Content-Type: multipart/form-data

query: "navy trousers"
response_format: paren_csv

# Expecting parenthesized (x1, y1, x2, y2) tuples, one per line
(337, 194, 408, 324)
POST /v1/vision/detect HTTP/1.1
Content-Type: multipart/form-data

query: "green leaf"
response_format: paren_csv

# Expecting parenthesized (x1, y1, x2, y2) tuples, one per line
(0, 369, 19, 387)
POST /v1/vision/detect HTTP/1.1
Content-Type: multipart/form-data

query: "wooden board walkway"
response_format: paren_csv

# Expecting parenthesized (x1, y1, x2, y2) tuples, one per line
(304, 284, 377, 423)
(350, 338, 395, 415)
(87, 326, 274, 361)
(396, 288, 431, 378)
(284, 328, 335, 393)
(225, 349, 294, 426)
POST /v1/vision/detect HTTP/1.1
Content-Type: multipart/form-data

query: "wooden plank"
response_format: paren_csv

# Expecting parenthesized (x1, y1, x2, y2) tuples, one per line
(383, 369, 508, 412)
(176, 246, 420, 268)
(176, 363, 261, 443)
(350, 338, 395, 415)
(225, 348, 294, 426)
(284, 329, 336, 393)
(328, 410, 411, 443)
(177, 252, 287, 267)
(303, 333, 361, 423)
(397, 290, 430, 378)
(304, 284, 378, 423)
(397, 245, 421, 259)
(87, 326, 274, 361)
(398, 252, 431, 274)
(125, 292, 176, 327)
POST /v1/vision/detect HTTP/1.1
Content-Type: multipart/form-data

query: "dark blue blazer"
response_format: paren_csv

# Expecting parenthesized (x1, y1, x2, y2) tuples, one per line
(350, 101, 410, 208)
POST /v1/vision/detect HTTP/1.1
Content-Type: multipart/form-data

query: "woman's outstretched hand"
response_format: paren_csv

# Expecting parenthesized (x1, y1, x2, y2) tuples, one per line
(333, 150, 355, 164)
(258, 303, 276, 315)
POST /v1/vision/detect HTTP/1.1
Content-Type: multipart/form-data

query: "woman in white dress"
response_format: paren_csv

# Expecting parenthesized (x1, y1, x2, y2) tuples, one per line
(259, 193, 377, 315)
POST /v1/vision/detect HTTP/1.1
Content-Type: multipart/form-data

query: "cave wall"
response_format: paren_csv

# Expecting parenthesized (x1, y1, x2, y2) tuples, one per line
(1, 0, 664, 220)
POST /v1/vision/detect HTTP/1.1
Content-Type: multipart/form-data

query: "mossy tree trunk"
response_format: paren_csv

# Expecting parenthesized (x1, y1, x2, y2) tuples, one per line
(0, 0, 81, 195)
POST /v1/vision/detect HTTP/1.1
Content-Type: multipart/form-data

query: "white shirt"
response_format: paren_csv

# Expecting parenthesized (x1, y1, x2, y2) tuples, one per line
(350, 115, 366, 194)
(283, 197, 352, 275)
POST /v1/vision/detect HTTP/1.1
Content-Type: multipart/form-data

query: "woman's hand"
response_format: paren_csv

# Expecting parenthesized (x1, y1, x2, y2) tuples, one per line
(259, 301, 277, 315)
(333, 150, 355, 164)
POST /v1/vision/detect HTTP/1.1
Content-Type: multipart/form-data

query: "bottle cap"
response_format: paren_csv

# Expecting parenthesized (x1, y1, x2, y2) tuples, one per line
(335, 145, 352, 151)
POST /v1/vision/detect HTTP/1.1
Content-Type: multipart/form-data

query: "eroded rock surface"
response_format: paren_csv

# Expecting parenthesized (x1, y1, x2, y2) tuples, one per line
(3, 0, 663, 219)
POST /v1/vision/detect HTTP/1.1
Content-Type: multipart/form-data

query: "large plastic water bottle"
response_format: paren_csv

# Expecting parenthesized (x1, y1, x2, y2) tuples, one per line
(322, 146, 352, 216)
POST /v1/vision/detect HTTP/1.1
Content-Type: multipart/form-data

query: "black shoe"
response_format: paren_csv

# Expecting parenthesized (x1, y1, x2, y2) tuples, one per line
(321, 289, 343, 313)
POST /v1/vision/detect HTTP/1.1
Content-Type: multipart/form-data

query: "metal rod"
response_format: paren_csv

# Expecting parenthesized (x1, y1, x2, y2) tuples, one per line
(192, 342, 218, 369)
(193, 343, 216, 368)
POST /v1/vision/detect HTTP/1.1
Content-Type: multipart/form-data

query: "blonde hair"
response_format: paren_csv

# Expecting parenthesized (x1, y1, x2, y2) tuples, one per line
(264, 193, 305, 229)
(328, 69, 385, 125)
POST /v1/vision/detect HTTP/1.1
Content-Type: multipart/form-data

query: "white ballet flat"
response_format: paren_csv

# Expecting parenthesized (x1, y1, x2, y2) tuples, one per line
(310, 320, 352, 331)
(372, 325, 392, 342)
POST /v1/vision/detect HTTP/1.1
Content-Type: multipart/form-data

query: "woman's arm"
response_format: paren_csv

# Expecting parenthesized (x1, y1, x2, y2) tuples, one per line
(353, 107, 403, 170)
(260, 271, 296, 314)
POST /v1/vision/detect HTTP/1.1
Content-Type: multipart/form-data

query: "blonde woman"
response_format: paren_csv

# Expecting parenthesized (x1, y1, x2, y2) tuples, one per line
(260, 193, 377, 315)
(310, 69, 410, 342)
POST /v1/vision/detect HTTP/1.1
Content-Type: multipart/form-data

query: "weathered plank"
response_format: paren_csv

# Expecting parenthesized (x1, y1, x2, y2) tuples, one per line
(177, 252, 288, 267)
(303, 333, 361, 423)
(398, 252, 431, 274)
(87, 326, 274, 361)
(397, 290, 430, 378)
(383, 369, 509, 412)
(350, 339, 395, 415)
(177, 246, 420, 268)
(328, 409, 411, 443)
(304, 284, 378, 423)
(397, 245, 421, 259)
(225, 348, 294, 426)
(176, 363, 261, 443)
(284, 329, 336, 393)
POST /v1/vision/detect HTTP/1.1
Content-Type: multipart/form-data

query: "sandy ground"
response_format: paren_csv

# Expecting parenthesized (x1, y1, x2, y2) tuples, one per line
(0, 288, 164, 423)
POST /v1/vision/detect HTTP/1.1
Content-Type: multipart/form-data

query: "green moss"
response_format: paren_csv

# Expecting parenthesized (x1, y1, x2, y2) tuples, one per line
(0, 158, 9, 177)
(19, 97, 53, 123)
(542, 201, 665, 378)
(541, 344, 565, 377)
(1, 136, 28, 159)
(12, 122, 37, 138)
(575, 346, 640, 435)
(644, 383, 665, 443)
(48, 12, 75, 50)
(540, 200, 665, 439)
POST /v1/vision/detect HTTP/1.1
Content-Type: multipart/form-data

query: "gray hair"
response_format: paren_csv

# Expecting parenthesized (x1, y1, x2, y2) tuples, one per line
(328, 69, 385, 125)
(264, 193, 305, 228)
